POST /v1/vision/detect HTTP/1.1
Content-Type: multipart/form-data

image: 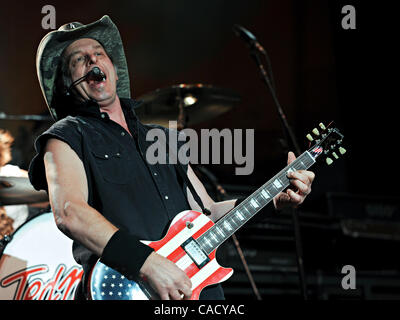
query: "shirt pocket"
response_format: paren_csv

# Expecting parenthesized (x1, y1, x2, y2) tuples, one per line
(91, 148, 131, 184)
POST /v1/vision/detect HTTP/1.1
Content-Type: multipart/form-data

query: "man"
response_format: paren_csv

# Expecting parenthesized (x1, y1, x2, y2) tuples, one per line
(29, 16, 315, 300)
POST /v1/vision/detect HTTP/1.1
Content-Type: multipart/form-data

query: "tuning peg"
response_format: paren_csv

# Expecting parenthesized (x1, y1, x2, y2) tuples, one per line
(339, 147, 346, 155)
(319, 123, 326, 130)
(306, 134, 313, 142)
(326, 157, 333, 165)
(312, 128, 320, 136)
(332, 152, 339, 159)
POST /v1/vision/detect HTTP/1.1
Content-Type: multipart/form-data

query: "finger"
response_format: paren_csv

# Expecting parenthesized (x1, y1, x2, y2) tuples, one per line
(159, 290, 170, 300)
(181, 286, 193, 300)
(169, 290, 183, 300)
(297, 170, 315, 183)
(274, 192, 291, 208)
(287, 151, 296, 165)
(287, 170, 313, 187)
(289, 178, 310, 196)
(287, 189, 303, 205)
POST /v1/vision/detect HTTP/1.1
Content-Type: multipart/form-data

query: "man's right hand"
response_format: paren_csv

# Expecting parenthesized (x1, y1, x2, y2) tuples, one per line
(139, 251, 192, 300)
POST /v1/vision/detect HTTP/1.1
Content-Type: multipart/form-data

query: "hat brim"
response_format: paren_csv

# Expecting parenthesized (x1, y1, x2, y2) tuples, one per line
(36, 15, 131, 120)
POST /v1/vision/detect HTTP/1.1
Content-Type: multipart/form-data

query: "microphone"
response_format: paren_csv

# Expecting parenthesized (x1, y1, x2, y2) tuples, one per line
(232, 24, 265, 54)
(86, 66, 106, 82)
(66, 66, 106, 95)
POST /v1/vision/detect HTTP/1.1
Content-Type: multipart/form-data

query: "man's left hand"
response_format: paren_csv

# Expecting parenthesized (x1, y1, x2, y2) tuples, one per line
(273, 151, 315, 210)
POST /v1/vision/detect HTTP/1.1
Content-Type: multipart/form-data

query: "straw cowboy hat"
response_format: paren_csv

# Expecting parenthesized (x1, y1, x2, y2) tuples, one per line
(36, 15, 131, 120)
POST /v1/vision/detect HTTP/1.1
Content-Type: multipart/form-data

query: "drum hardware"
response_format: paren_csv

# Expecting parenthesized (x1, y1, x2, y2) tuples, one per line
(139, 82, 260, 299)
(0, 211, 83, 300)
(234, 24, 307, 299)
(193, 165, 263, 300)
(0, 234, 12, 256)
(135, 83, 241, 128)
(0, 176, 49, 205)
(341, 219, 400, 241)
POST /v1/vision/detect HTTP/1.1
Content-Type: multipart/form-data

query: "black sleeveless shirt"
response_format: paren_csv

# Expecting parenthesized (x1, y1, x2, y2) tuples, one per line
(28, 98, 224, 299)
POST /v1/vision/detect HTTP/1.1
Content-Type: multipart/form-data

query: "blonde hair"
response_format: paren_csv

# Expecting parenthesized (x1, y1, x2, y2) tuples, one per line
(0, 129, 14, 167)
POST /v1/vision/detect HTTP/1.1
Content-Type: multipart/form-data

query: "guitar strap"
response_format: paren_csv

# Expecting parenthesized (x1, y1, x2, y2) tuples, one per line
(174, 162, 212, 216)
(150, 125, 211, 217)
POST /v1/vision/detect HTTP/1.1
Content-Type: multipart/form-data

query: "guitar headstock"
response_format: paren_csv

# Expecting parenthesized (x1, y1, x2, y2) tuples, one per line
(306, 122, 346, 165)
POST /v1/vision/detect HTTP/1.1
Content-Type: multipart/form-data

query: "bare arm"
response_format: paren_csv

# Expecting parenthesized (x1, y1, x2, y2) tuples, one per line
(44, 138, 191, 300)
(186, 165, 236, 222)
(186, 152, 315, 221)
(44, 138, 118, 256)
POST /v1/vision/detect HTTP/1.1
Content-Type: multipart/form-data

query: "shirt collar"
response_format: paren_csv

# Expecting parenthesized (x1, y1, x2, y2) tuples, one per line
(73, 97, 142, 122)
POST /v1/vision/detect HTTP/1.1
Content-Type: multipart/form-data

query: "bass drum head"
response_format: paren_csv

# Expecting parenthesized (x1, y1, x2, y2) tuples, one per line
(0, 211, 83, 300)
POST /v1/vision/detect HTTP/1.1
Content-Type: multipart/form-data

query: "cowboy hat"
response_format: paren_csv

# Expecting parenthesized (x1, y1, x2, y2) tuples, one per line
(36, 15, 131, 120)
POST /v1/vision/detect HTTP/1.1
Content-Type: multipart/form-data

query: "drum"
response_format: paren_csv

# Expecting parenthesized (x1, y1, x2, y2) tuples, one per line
(0, 211, 83, 300)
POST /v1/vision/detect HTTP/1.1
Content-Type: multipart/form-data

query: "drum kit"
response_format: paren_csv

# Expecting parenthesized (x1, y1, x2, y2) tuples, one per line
(0, 83, 241, 300)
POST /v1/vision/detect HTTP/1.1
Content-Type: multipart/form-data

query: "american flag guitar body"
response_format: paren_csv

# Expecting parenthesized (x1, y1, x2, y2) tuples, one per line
(88, 123, 346, 300)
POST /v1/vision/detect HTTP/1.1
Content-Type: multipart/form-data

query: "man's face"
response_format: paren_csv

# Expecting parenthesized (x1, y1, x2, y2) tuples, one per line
(64, 38, 118, 107)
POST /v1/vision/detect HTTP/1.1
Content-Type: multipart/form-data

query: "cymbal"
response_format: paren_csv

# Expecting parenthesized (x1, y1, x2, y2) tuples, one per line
(0, 112, 52, 121)
(135, 84, 241, 128)
(0, 177, 48, 205)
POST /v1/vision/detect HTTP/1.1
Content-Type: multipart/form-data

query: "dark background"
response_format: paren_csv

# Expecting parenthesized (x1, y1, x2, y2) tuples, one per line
(0, 0, 398, 300)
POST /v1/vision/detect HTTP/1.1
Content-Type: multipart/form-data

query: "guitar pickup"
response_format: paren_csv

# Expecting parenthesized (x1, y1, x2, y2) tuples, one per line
(181, 237, 210, 268)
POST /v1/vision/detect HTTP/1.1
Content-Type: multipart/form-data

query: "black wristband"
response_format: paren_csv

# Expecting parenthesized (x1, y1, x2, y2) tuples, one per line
(100, 229, 154, 280)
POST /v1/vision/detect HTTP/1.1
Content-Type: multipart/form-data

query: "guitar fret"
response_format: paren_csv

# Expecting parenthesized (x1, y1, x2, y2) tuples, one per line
(215, 226, 225, 238)
(260, 189, 270, 200)
(250, 198, 259, 208)
(273, 178, 282, 189)
(236, 210, 245, 221)
(198, 151, 317, 254)
(223, 220, 233, 231)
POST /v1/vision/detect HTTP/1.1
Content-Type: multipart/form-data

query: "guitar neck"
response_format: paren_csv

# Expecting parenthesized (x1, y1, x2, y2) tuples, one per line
(196, 150, 317, 255)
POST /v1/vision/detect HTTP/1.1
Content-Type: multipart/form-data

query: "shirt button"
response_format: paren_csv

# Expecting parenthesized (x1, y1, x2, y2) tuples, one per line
(153, 172, 158, 176)
(104, 154, 109, 159)
(101, 114, 106, 119)
(164, 195, 169, 200)
(121, 132, 126, 136)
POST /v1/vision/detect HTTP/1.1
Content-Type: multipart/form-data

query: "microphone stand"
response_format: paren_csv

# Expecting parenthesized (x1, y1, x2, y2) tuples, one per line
(175, 93, 262, 299)
(248, 45, 308, 300)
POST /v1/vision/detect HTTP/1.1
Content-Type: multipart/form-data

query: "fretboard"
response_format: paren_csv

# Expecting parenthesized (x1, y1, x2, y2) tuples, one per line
(196, 151, 316, 255)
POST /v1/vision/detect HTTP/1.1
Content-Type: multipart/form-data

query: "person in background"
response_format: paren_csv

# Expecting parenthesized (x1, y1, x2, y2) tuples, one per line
(0, 129, 29, 238)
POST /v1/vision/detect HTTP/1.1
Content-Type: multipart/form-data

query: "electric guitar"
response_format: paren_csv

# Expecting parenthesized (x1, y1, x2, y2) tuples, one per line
(88, 122, 346, 300)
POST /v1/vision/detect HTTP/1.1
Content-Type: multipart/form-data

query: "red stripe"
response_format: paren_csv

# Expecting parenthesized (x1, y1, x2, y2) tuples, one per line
(191, 266, 233, 300)
(165, 219, 214, 262)
(147, 211, 203, 251)
(184, 262, 199, 278)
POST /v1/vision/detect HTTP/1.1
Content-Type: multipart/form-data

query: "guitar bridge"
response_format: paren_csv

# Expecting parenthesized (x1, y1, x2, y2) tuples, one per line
(181, 237, 210, 268)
